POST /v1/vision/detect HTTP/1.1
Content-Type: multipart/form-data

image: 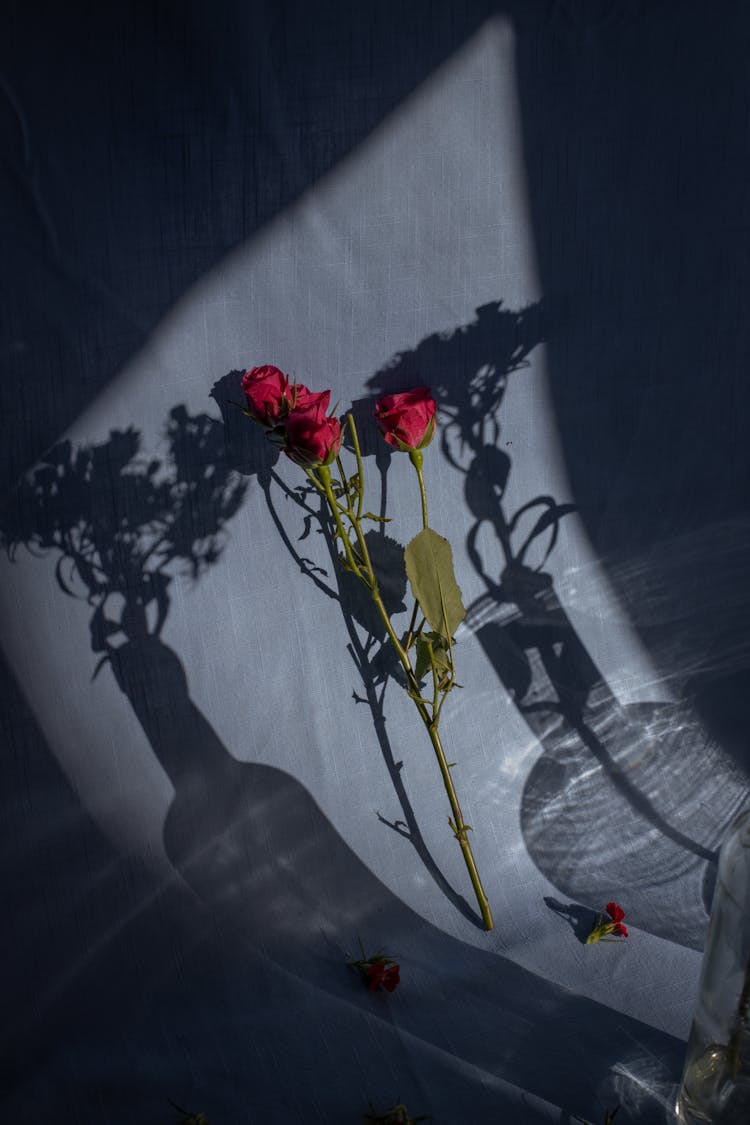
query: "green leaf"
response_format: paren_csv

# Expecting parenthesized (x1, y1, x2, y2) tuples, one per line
(404, 528, 466, 640)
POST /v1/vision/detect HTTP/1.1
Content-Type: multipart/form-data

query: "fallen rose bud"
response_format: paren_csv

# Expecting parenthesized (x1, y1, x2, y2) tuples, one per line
(364, 961, 400, 992)
(366, 961, 386, 990)
(605, 901, 628, 936)
(586, 901, 629, 943)
(381, 964, 400, 992)
(374, 387, 437, 452)
(349, 950, 401, 993)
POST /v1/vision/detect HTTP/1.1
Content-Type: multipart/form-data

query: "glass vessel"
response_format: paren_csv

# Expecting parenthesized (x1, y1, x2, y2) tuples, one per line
(677, 808, 750, 1124)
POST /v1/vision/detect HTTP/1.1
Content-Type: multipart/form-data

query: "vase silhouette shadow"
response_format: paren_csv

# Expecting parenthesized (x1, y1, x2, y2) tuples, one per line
(102, 627, 683, 1118)
(463, 443, 728, 951)
(106, 632, 361, 952)
(466, 449, 744, 950)
(369, 301, 738, 951)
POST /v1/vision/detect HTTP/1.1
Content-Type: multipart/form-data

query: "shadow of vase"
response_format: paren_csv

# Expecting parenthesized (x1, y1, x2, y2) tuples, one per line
(106, 631, 683, 1118)
(365, 296, 743, 954)
(516, 680, 742, 950)
(107, 634, 386, 954)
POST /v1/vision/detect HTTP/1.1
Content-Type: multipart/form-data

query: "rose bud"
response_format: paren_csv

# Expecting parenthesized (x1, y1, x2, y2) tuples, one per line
(374, 387, 437, 452)
(283, 407, 342, 468)
(242, 366, 331, 431)
(586, 901, 629, 943)
(241, 365, 292, 428)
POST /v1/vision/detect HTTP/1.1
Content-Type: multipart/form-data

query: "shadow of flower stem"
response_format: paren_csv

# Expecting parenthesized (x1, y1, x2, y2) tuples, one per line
(307, 413, 494, 931)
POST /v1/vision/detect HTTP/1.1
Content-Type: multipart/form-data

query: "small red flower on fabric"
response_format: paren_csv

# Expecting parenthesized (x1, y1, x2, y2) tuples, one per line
(348, 951, 401, 992)
(586, 901, 629, 944)
(365, 960, 400, 992)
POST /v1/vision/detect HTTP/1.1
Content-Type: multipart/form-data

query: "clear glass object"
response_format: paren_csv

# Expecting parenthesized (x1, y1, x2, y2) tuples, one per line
(677, 808, 750, 1124)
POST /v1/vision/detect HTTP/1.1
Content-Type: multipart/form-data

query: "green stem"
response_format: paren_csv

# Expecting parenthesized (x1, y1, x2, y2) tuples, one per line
(335, 455, 349, 496)
(403, 601, 420, 651)
(317, 459, 493, 932)
(435, 627, 458, 728)
(303, 467, 326, 494)
(347, 412, 365, 521)
(426, 718, 494, 932)
(317, 466, 366, 581)
(409, 449, 429, 530)
(434, 679, 450, 728)
(429, 641, 440, 710)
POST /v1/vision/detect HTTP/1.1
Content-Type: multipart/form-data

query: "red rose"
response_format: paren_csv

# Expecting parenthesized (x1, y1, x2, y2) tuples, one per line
(242, 366, 330, 429)
(382, 964, 400, 992)
(606, 901, 628, 937)
(374, 387, 437, 451)
(366, 961, 386, 990)
(241, 365, 291, 428)
(351, 952, 401, 993)
(586, 900, 629, 943)
(283, 407, 342, 468)
(293, 385, 331, 418)
(363, 959, 400, 992)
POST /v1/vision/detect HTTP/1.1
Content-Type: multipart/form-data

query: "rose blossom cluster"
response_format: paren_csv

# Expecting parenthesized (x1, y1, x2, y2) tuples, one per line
(242, 365, 437, 464)
(241, 364, 342, 468)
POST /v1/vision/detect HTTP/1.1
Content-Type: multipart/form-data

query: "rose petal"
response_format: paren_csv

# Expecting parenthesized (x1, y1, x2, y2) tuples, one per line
(292, 385, 331, 418)
(365, 961, 385, 990)
(382, 965, 400, 992)
(606, 901, 625, 923)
